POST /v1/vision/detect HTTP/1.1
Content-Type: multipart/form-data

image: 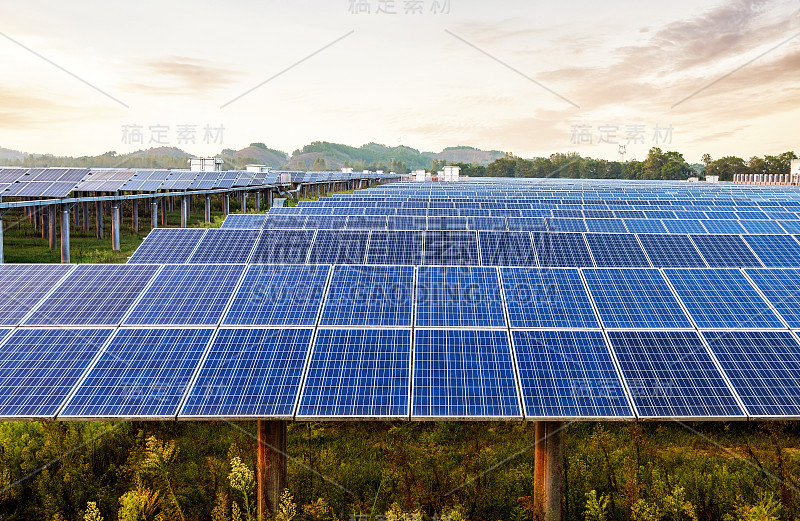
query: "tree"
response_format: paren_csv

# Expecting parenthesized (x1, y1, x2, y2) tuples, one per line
(311, 156, 327, 170)
(706, 156, 747, 181)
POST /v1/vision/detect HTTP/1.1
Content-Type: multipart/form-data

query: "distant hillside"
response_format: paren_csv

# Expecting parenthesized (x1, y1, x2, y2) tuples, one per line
(225, 143, 288, 168)
(289, 142, 433, 171)
(424, 146, 506, 165)
(0, 147, 26, 162)
(129, 146, 191, 159)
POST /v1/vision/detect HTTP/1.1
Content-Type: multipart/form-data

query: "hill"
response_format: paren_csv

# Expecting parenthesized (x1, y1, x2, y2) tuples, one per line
(288, 141, 433, 171)
(223, 143, 288, 168)
(423, 146, 506, 165)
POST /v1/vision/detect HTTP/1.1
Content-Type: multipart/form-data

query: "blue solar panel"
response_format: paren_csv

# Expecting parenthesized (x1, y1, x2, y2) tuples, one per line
(24, 265, 161, 326)
(512, 330, 632, 418)
(740, 220, 786, 234)
(387, 216, 427, 231)
(664, 268, 784, 329)
(701, 220, 747, 234)
(60, 328, 213, 419)
(249, 229, 315, 264)
(223, 265, 329, 326)
(221, 214, 267, 229)
(507, 217, 547, 231)
(423, 231, 480, 266)
(583, 268, 692, 329)
(128, 229, 207, 264)
(0, 329, 9, 344)
(124, 264, 245, 326)
(607, 330, 744, 419)
(585, 218, 627, 233)
(366, 231, 424, 265)
(0, 264, 75, 325)
(636, 234, 707, 267)
(412, 329, 520, 419)
(308, 230, 369, 264)
(180, 328, 313, 418)
(478, 231, 537, 266)
(584, 233, 651, 267)
(743, 268, 800, 327)
(263, 215, 308, 229)
(742, 235, 800, 267)
(546, 218, 587, 232)
(531, 232, 594, 267)
(624, 219, 667, 234)
(0, 328, 113, 418)
(778, 221, 800, 234)
(320, 265, 413, 326)
(304, 215, 347, 229)
(500, 267, 599, 328)
(427, 216, 468, 231)
(347, 215, 388, 229)
(468, 217, 508, 231)
(416, 266, 506, 327)
(703, 331, 800, 417)
(662, 220, 706, 234)
(297, 329, 411, 418)
(689, 235, 763, 267)
(188, 229, 260, 264)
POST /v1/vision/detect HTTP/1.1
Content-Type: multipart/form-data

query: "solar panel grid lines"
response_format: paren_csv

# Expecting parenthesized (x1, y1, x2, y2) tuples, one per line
(249, 229, 316, 264)
(23, 264, 163, 326)
(0, 328, 116, 419)
(742, 268, 800, 328)
(320, 265, 414, 327)
(531, 232, 595, 267)
(605, 330, 746, 419)
(422, 230, 480, 266)
(220, 214, 268, 230)
(308, 230, 370, 265)
(127, 228, 208, 264)
(188, 228, 262, 264)
(688, 234, 764, 268)
(584, 233, 652, 268)
(0, 264, 77, 326)
(742, 234, 800, 268)
(509, 329, 634, 419)
(415, 266, 507, 328)
(635, 234, 708, 268)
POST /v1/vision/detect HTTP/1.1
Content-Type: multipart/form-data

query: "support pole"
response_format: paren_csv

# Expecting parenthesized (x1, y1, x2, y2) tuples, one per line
(181, 195, 188, 228)
(256, 192, 261, 212)
(61, 206, 70, 263)
(95, 201, 103, 239)
(205, 195, 211, 223)
(257, 420, 287, 519)
(83, 201, 89, 232)
(112, 203, 121, 251)
(0, 213, 4, 263)
(242, 192, 247, 213)
(223, 194, 230, 216)
(48, 204, 57, 250)
(151, 200, 158, 229)
(132, 200, 139, 231)
(533, 421, 564, 521)
(161, 198, 167, 227)
(267, 190, 273, 210)
(73, 198, 80, 227)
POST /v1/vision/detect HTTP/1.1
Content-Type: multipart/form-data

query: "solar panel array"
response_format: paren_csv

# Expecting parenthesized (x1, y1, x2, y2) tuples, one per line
(8, 178, 800, 421)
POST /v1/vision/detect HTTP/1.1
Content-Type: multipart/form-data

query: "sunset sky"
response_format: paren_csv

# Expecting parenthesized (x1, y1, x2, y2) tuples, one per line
(0, 0, 798, 163)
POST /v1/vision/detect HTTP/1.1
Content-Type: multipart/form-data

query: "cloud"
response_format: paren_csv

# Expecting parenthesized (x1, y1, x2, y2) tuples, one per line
(128, 56, 237, 95)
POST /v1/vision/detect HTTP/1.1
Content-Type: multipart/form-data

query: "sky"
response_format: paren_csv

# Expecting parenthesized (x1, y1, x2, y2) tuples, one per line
(0, 0, 798, 163)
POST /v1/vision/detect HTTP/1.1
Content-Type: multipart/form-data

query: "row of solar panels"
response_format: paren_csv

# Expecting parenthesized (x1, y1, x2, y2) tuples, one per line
(129, 226, 800, 269)
(305, 197, 800, 208)
(3, 262, 800, 419)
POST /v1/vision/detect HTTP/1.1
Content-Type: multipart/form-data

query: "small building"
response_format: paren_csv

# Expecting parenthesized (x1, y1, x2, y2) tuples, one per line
(705, 175, 719, 183)
(792, 159, 800, 185)
(246, 164, 271, 173)
(189, 157, 223, 171)
(443, 165, 461, 182)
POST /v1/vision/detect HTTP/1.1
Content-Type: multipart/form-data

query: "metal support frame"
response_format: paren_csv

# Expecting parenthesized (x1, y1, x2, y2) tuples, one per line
(151, 200, 158, 229)
(257, 420, 287, 519)
(161, 197, 167, 227)
(533, 421, 564, 521)
(256, 192, 261, 212)
(0, 212, 4, 263)
(48, 204, 57, 250)
(132, 200, 139, 231)
(242, 191, 247, 213)
(111, 202, 121, 251)
(95, 201, 103, 239)
(82, 201, 89, 232)
(205, 195, 211, 223)
(61, 205, 70, 263)
(181, 194, 189, 228)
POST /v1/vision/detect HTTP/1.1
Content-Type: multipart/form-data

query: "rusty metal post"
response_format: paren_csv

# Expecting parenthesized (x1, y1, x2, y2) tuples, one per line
(257, 420, 287, 520)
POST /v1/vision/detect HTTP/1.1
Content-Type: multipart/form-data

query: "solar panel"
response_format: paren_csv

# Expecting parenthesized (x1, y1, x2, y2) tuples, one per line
(607, 330, 744, 419)
(412, 329, 521, 419)
(742, 235, 800, 267)
(427, 216, 468, 230)
(512, 330, 633, 418)
(584, 233, 651, 267)
(249, 230, 315, 264)
(124, 264, 245, 326)
(701, 220, 747, 234)
(24, 265, 161, 326)
(347, 215, 388, 229)
(263, 215, 308, 229)
(624, 219, 667, 234)
(635, 234, 707, 268)
(468, 217, 507, 231)
(307, 230, 369, 264)
(778, 221, 800, 234)
(366, 231, 424, 265)
(60, 328, 214, 419)
(422, 231, 480, 266)
(188, 229, 260, 264)
(416, 266, 506, 327)
(507, 218, 547, 231)
(221, 214, 268, 229)
(702, 330, 800, 417)
(297, 329, 411, 418)
(664, 268, 784, 329)
(585, 218, 627, 233)
(740, 220, 786, 234)
(320, 266, 413, 326)
(546, 218, 587, 233)
(0, 328, 113, 418)
(128, 229, 207, 264)
(662, 220, 707, 234)
(531, 232, 594, 267)
(478, 231, 537, 266)
(180, 328, 313, 418)
(500, 267, 599, 328)
(304, 215, 347, 229)
(223, 265, 329, 326)
(742, 268, 800, 327)
(689, 235, 762, 268)
(0, 264, 75, 325)
(582, 268, 693, 329)
(387, 216, 427, 231)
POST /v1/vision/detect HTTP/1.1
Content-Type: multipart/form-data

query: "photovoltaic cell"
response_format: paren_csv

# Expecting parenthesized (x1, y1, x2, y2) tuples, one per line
(221, 214, 268, 229)
(501, 267, 599, 328)
(412, 329, 521, 418)
(546, 218, 587, 232)
(742, 235, 800, 267)
(188, 229, 260, 264)
(636, 234, 707, 267)
(297, 329, 411, 418)
(124, 264, 245, 326)
(689, 234, 762, 268)
(468, 217, 507, 231)
(743, 268, 800, 327)
(740, 220, 786, 234)
(664, 268, 784, 329)
(366, 231, 424, 265)
(701, 220, 747, 234)
(0, 328, 113, 418)
(585, 218, 627, 233)
(321, 265, 413, 326)
(422, 231, 480, 266)
(128, 228, 207, 264)
(531, 232, 594, 267)
(24, 264, 161, 326)
(623, 219, 667, 234)
(662, 220, 707, 234)
(607, 330, 744, 418)
(584, 233, 651, 267)
(507, 218, 547, 231)
(478, 231, 537, 266)
(427, 216, 468, 230)
(416, 266, 506, 327)
(583, 268, 692, 329)
(263, 215, 308, 229)
(512, 330, 632, 418)
(60, 328, 214, 419)
(223, 265, 329, 326)
(387, 216, 427, 231)
(249, 230, 315, 264)
(0, 264, 75, 325)
(308, 230, 369, 264)
(180, 328, 313, 418)
(347, 215, 388, 229)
